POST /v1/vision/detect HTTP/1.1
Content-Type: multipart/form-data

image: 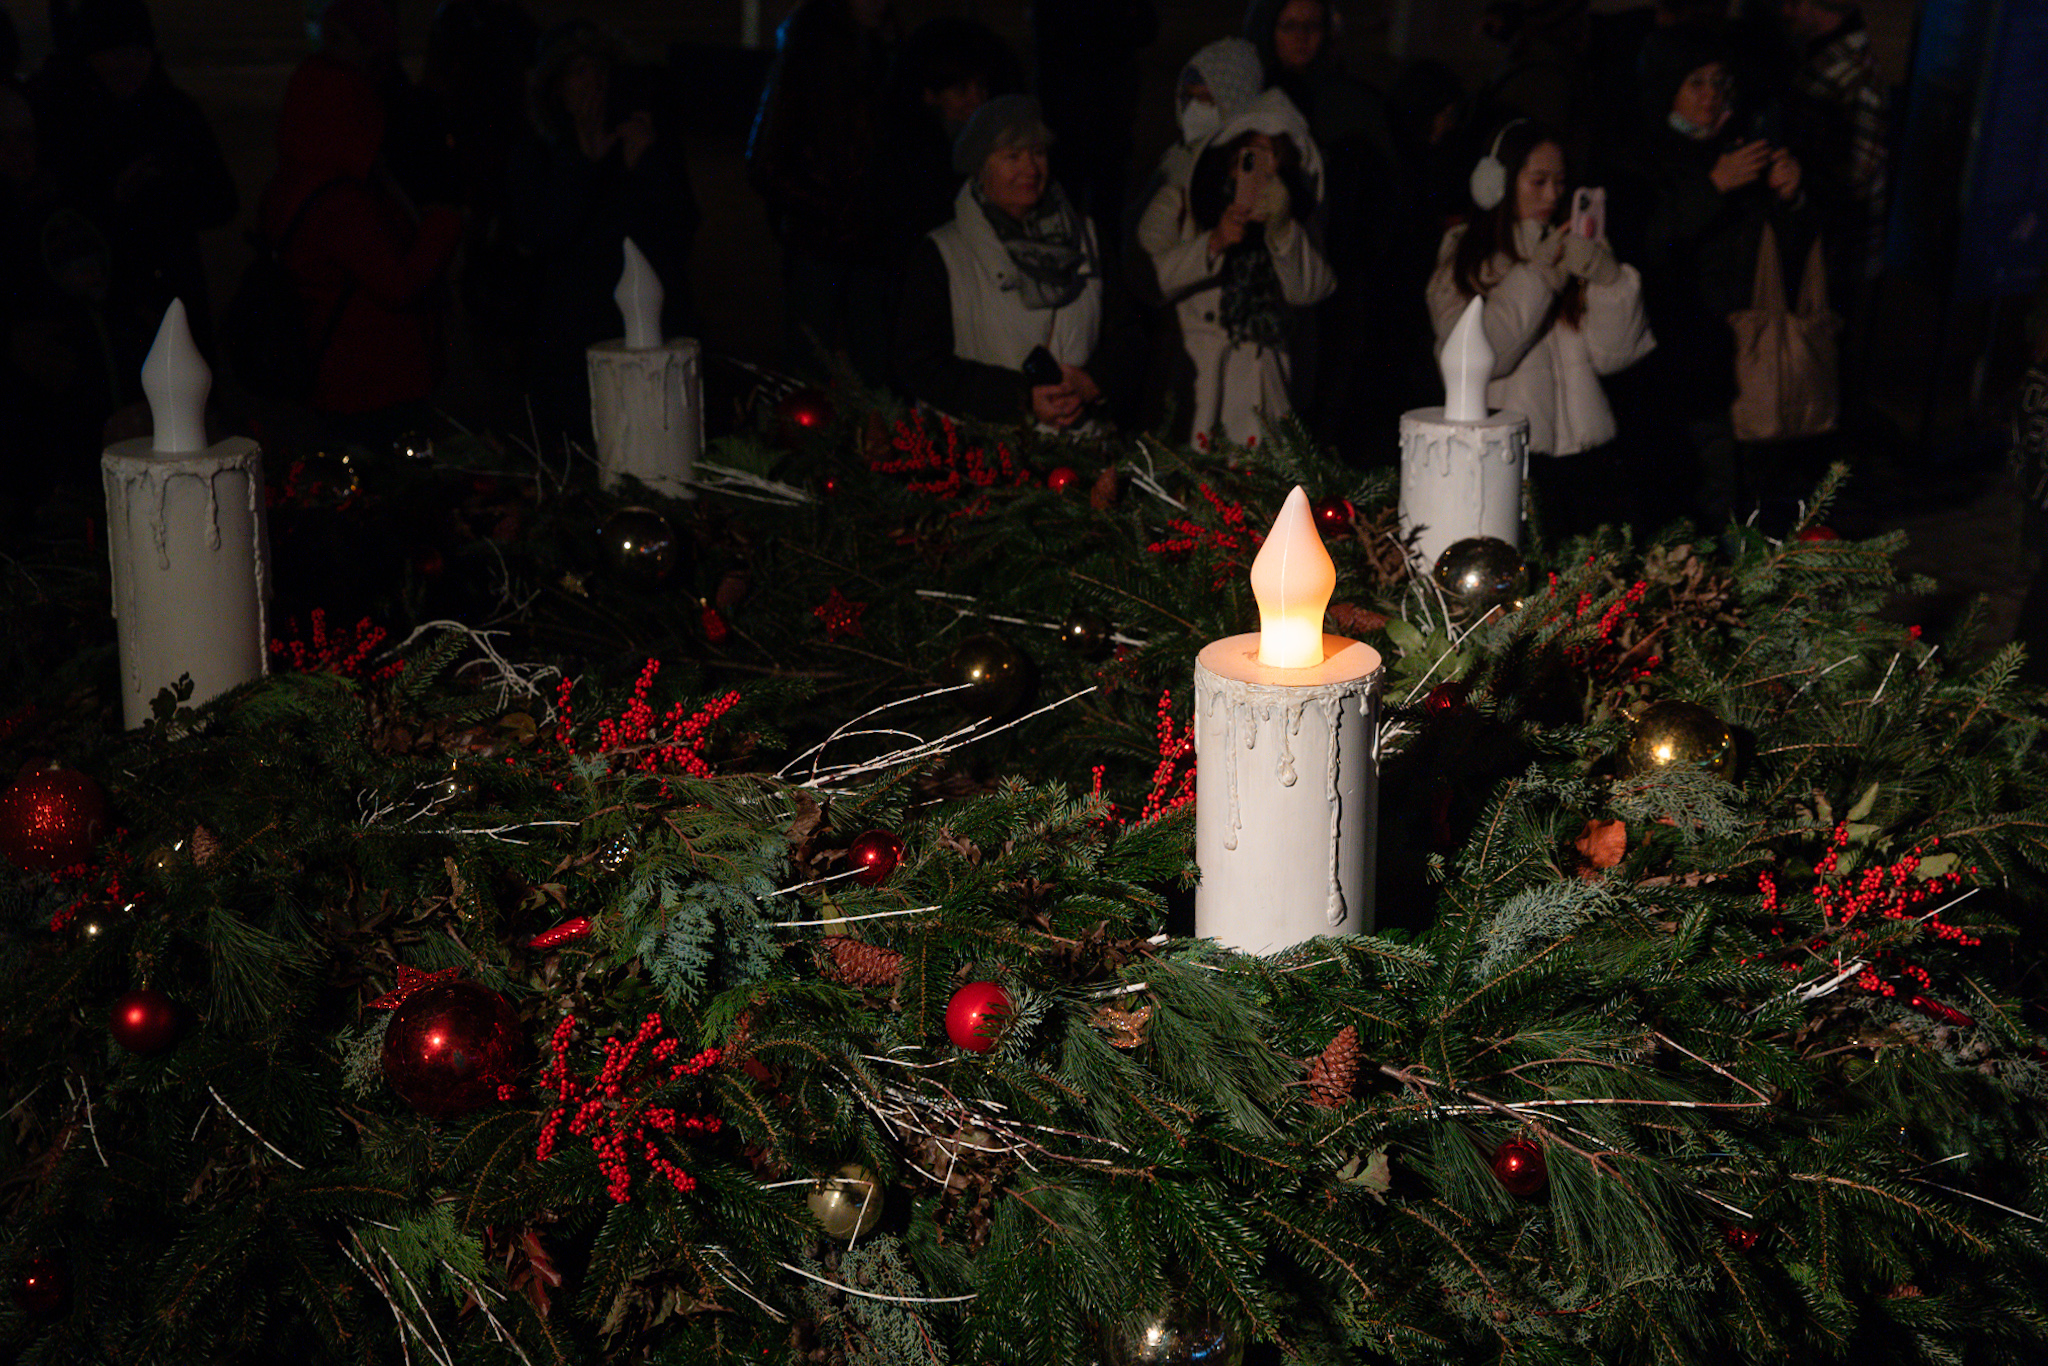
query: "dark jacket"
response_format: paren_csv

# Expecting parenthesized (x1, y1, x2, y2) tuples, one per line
(260, 55, 462, 415)
(746, 0, 893, 261)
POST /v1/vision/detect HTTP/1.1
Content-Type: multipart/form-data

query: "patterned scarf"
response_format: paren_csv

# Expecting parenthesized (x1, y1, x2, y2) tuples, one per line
(974, 179, 1091, 311)
(1217, 236, 1287, 349)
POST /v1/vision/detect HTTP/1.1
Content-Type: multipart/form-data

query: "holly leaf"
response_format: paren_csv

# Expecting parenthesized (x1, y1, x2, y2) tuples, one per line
(1337, 1149, 1392, 1201)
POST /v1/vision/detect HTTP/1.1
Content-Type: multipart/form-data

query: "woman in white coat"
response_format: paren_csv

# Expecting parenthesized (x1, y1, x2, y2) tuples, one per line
(1426, 119, 1653, 466)
(1136, 82, 1334, 448)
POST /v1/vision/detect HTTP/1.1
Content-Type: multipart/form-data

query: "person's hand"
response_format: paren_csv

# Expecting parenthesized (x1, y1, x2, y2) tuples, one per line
(1556, 231, 1620, 284)
(1031, 380, 1084, 427)
(1710, 139, 1772, 193)
(1249, 176, 1291, 229)
(1058, 363, 1100, 405)
(618, 111, 656, 170)
(1767, 147, 1801, 201)
(1209, 201, 1251, 255)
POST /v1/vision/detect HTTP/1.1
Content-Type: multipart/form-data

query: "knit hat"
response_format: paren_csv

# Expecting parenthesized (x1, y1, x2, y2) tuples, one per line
(1637, 22, 1732, 125)
(951, 93, 1051, 175)
(1181, 37, 1263, 123)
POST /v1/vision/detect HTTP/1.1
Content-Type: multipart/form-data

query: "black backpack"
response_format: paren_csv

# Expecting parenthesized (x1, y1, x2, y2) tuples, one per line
(222, 178, 355, 401)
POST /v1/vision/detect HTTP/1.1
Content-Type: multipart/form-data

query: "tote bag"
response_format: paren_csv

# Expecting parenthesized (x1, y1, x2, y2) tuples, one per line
(1728, 223, 1838, 441)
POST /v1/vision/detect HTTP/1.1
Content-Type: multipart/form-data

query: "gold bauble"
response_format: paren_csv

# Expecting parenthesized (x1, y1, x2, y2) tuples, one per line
(144, 842, 184, 879)
(945, 633, 1033, 719)
(1623, 700, 1737, 781)
(431, 767, 479, 810)
(393, 430, 434, 462)
(597, 507, 679, 589)
(1431, 536, 1525, 614)
(1057, 609, 1112, 660)
(807, 1164, 882, 1239)
(1108, 1309, 1244, 1366)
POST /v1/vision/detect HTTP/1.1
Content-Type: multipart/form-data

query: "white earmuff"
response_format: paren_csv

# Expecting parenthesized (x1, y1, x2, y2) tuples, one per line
(1468, 119, 1525, 211)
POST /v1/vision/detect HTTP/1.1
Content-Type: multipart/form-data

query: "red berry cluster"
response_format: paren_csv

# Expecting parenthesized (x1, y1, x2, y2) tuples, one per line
(559, 662, 741, 780)
(269, 610, 403, 680)
(1146, 485, 1262, 588)
(811, 588, 867, 640)
(48, 849, 131, 931)
(535, 1013, 722, 1203)
(266, 457, 356, 510)
(868, 412, 1026, 499)
(1088, 690, 1197, 825)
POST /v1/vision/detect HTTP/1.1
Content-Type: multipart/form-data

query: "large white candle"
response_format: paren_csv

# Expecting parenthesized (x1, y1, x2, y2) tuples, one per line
(1399, 296, 1530, 570)
(589, 238, 701, 498)
(103, 300, 268, 728)
(1194, 487, 1382, 953)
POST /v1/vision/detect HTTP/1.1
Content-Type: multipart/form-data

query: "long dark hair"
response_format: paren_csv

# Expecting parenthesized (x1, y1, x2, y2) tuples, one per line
(1452, 118, 1585, 326)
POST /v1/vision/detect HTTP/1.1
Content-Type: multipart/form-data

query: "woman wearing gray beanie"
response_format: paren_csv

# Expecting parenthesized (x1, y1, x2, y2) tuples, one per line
(892, 94, 1112, 430)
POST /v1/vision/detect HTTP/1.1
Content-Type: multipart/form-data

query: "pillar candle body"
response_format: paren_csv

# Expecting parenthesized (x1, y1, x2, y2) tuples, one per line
(1193, 634, 1382, 953)
(1397, 406, 1530, 571)
(102, 438, 268, 728)
(588, 338, 702, 498)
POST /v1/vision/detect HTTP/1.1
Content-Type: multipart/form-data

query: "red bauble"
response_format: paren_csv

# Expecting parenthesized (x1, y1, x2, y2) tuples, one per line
(1045, 465, 1079, 493)
(945, 981, 1014, 1053)
(380, 981, 523, 1119)
(1310, 498, 1354, 535)
(1723, 1223, 1760, 1251)
(12, 1255, 67, 1317)
(777, 387, 835, 441)
(846, 830, 904, 887)
(109, 987, 181, 1054)
(1797, 526, 1840, 542)
(1423, 679, 1470, 717)
(1490, 1137, 1548, 1197)
(0, 768, 108, 872)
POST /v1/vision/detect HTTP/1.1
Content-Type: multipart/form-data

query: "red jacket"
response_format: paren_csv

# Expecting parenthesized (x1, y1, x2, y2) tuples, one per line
(259, 57, 461, 414)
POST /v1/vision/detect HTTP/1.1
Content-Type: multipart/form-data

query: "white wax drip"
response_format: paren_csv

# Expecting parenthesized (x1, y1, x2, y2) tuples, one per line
(1398, 408, 1531, 571)
(588, 339, 702, 497)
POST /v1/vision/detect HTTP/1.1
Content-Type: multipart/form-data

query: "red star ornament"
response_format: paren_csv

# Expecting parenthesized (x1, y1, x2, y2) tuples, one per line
(812, 588, 867, 640)
(366, 964, 464, 1010)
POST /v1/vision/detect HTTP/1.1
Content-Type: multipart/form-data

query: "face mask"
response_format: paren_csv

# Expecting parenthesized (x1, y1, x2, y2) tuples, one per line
(1669, 109, 1721, 140)
(1179, 99, 1221, 146)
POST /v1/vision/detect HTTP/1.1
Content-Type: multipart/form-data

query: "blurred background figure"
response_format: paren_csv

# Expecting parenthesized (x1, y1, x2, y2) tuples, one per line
(893, 95, 1119, 430)
(747, 0, 896, 384)
(29, 0, 236, 363)
(506, 20, 699, 443)
(873, 17, 1020, 261)
(1029, 0, 1156, 251)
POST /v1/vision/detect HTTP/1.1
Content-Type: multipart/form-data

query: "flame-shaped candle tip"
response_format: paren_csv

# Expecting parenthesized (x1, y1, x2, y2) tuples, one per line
(615, 237, 665, 350)
(1249, 486, 1336, 668)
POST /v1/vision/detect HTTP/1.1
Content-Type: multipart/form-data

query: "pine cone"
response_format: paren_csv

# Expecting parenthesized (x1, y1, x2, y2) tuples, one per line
(190, 824, 221, 866)
(822, 936, 903, 988)
(1088, 466, 1120, 510)
(1305, 1025, 1360, 1107)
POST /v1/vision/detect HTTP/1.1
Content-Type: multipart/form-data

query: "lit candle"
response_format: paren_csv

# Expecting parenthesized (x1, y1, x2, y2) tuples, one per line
(1194, 486, 1383, 953)
(1250, 486, 1336, 669)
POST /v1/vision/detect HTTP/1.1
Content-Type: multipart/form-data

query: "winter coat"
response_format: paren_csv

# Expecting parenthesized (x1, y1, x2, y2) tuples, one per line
(893, 178, 1106, 427)
(1425, 221, 1654, 456)
(1135, 89, 1336, 445)
(260, 56, 462, 415)
(746, 0, 893, 262)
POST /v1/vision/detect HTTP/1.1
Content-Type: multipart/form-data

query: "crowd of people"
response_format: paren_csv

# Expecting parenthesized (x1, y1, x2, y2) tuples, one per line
(1, 0, 1898, 537)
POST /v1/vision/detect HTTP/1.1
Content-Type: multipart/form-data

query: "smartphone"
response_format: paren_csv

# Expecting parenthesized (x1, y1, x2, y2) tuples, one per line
(1569, 186, 1606, 241)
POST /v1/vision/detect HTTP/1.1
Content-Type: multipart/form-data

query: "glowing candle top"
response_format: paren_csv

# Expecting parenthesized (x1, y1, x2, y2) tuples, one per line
(1440, 294, 1492, 422)
(1250, 485, 1336, 668)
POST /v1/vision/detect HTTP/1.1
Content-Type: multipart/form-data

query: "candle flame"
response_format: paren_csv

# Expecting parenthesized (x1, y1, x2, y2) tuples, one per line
(1250, 486, 1335, 668)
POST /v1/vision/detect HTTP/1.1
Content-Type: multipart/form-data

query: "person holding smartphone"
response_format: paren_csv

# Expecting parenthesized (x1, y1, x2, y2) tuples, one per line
(1425, 117, 1654, 467)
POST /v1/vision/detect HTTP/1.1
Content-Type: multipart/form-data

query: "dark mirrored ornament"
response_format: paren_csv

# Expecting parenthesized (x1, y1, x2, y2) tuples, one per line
(12, 1255, 67, 1318)
(144, 841, 184, 879)
(1107, 1308, 1244, 1366)
(807, 1163, 882, 1238)
(380, 981, 523, 1119)
(595, 835, 635, 875)
(430, 765, 479, 811)
(597, 506, 679, 589)
(1058, 609, 1112, 660)
(1431, 537, 1525, 615)
(110, 987, 182, 1055)
(1622, 700, 1736, 781)
(945, 633, 1033, 719)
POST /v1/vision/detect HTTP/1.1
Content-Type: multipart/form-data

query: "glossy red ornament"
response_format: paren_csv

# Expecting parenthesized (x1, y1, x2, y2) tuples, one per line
(846, 830, 904, 887)
(380, 981, 523, 1119)
(1796, 526, 1840, 542)
(528, 916, 593, 949)
(12, 1255, 66, 1317)
(945, 981, 1014, 1053)
(0, 768, 108, 872)
(1046, 465, 1079, 493)
(1907, 995, 1975, 1028)
(777, 387, 835, 441)
(109, 987, 181, 1054)
(1490, 1137, 1548, 1197)
(1310, 497, 1353, 535)
(1423, 679, 1470, 717)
